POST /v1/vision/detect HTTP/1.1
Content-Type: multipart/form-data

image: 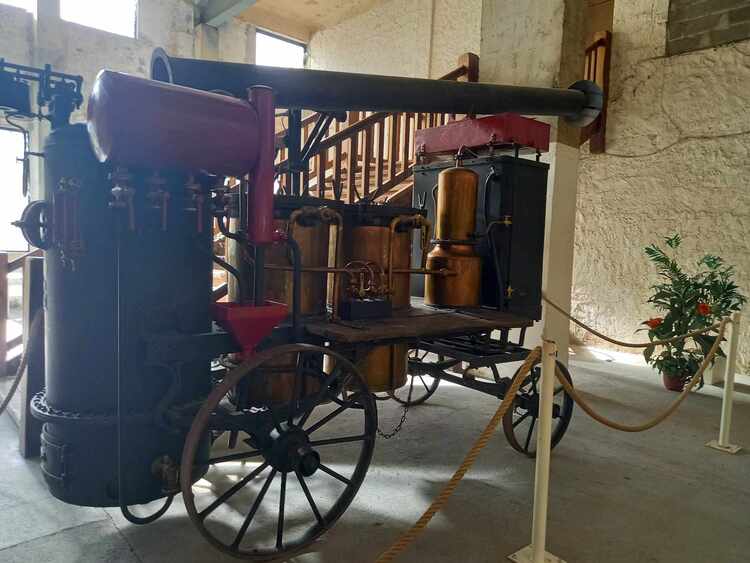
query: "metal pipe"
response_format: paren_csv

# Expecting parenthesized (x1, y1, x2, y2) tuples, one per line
(285, 236, 303, 341)
(387, 215, 432, 297)
(264, 264, 454, 276)
(151, 49, 602, 127)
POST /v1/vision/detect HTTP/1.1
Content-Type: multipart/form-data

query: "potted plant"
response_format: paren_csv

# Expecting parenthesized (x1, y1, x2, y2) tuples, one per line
(642, 234, 745, 392)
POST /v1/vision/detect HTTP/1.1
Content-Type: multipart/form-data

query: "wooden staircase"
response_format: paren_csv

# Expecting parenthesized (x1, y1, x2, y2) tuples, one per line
(275, 53, 479, 205)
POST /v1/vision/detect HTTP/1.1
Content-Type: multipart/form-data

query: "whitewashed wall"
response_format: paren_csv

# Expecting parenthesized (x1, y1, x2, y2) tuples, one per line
(307, 0, 482, 78)
(573, 0, 750, 371)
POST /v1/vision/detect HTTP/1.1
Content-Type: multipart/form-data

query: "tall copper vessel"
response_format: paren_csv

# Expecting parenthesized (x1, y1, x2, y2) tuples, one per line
(259, 198, 340, 402)
(345, 220, 408, 392)
(425, 166, 482, 307)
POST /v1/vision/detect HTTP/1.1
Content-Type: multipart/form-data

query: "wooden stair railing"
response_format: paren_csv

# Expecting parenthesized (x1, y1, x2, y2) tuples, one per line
(0, 249, 42, 378)
(275, 52, 479, 204)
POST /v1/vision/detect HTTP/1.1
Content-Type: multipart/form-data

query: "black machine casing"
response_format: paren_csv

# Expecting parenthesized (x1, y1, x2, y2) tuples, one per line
(33, 123, 214, 507)
(412, 155, 549, 320)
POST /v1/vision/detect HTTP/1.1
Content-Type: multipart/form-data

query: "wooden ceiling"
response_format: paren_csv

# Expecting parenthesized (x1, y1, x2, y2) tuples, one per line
(238, 0, 383, 43)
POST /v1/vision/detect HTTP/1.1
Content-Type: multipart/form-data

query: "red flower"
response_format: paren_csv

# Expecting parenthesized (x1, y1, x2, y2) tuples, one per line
(696, 303, 712, 316)
(645, 317, 663, 329)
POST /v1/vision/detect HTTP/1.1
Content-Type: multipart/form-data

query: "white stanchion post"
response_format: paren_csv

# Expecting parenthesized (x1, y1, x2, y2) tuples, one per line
(508, 339, 566, 563)
(707, 312, 742, 454)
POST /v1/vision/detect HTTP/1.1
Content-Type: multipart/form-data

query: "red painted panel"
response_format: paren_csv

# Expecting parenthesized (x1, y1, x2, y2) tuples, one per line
(415, 113, 550, 155)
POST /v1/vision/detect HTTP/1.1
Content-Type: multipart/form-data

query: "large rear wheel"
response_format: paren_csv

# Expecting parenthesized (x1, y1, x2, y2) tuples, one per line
(181, 344, 377, 560)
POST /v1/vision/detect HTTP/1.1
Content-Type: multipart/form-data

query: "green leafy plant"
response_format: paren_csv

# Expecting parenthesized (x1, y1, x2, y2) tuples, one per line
(641, 234, 745, 387)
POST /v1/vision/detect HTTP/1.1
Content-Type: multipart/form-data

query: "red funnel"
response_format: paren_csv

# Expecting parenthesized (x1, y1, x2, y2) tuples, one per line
(213, 301, 288, 358)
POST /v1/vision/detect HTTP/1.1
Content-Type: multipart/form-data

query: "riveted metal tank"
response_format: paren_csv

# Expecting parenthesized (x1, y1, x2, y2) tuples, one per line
(33, 123, 213, 507)
(425, 167, 482, 307)
(335, 204, 426, 392)
(434, 167, 478, 241)
(265, 196, 337, 315)
(254, 196, 339, 403)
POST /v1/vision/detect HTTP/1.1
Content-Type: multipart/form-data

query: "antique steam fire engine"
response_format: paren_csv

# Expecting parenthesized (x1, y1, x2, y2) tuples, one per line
(13, 49, 601, 559)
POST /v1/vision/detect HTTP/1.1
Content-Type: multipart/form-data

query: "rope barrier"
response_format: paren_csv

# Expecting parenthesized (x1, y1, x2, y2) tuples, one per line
(554, 318, 727, 432)
(541, 292, 721, 348)
(376, 296, 732, 561)
(374, 347, 542, 563)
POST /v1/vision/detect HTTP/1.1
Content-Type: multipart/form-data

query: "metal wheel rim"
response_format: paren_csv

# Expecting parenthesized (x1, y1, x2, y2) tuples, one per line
(502, 359, 574, 458)
(181, 343, 377, 560)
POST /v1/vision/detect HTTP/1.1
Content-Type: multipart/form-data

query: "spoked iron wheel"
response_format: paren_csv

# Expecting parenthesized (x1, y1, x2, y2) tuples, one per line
(502, 359, 574, 457)
(389, 348, 445, 405)
(181, 344, 377, 560)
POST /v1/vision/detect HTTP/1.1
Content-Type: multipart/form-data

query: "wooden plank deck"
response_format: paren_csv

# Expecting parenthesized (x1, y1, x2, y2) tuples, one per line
(305, 300, 532, 345)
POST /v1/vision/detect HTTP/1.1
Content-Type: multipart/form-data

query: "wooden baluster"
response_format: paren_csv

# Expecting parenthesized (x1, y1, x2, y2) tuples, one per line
(363, 125, 373, 197)
(402, 113, 411, 169)
(334, 142, 342, 201)
(302, 159, 310, 197)
(348, 132, 358, 203)
(376, 118, 385, 190)
(390, 113, 400, 181)
(318, 150, 326, 199)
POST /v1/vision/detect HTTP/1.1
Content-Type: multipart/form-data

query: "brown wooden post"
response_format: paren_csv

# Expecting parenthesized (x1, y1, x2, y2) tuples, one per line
(0, 252, 7, 379)
(457, 52, 479, 83)
(19, 256, 43, 458)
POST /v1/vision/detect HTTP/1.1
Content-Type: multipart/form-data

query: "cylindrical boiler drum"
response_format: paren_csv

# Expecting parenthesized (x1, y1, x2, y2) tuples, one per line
(254, 197, 333, 403)
(424, 243, 481, 307)
(425, 166, 482, 307)
(434, 167, 478, 241)
(335, 205, 422, 392)
(34, 123, 212, 507)
(265, 197, 332, 315)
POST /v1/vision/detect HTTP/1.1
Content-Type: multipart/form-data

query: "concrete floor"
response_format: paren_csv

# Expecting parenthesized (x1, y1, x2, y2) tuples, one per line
(1, 351, 748, 563)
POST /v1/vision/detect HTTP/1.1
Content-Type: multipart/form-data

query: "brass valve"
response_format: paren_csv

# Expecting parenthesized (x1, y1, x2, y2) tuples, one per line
(184, 175, 205, 233)
(146, 172, 170, 231)
(109, 167, 136, 231)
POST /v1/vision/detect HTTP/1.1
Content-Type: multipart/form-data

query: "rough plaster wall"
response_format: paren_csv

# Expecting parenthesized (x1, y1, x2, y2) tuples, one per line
(307, 0, 431, 77)
(574, 0, 750, 371)
(0, 5, 33, 64)
(307, 0, 481, 78)
(430, 0, 482, 77)
(479, 0, 565, 87)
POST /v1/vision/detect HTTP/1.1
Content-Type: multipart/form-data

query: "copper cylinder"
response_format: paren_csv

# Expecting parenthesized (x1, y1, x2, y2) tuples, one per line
(434, 167, 479, 241)
(424, 243, 481, 307)
(348, 225, 412, 309)
(332, 221, 409, 392)
(266, 218, 330, 315)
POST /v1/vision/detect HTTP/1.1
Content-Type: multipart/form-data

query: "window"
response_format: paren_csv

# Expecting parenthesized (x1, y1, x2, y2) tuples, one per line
(0, 0, 33, 11)
(61, 0, 137, 38)
(255, 30, 305, 68)
(0, 129, 28, 251)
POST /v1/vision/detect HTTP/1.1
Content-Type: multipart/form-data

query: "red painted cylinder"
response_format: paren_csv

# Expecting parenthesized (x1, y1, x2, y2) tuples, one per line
(87, 70, 260, 176)
(247, 86, 275, 244)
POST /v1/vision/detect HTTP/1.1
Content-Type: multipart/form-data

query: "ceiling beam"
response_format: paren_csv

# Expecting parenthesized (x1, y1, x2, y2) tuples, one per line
(199, 0, 258, 27)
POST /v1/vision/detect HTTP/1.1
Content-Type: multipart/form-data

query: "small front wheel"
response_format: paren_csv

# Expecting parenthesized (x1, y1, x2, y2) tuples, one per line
(502, 359, 574, 457)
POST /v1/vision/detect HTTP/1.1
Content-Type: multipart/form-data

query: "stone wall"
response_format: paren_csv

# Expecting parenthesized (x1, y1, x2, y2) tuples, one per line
(307, 0, 482, 78)
(667, 0, 750, 56)
(574, 0, 750, 371)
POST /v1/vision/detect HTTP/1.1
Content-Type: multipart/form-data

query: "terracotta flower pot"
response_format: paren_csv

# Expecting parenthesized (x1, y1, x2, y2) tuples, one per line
(662, 373, 688, 392)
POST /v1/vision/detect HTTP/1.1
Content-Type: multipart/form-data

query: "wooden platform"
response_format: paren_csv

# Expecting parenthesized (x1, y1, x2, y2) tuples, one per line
(305, 300, 532, 345)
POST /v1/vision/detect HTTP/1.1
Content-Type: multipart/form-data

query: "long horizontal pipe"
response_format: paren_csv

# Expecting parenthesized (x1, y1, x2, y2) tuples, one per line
(264, 265, 455, 276)
(151, 49, 602, 126)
